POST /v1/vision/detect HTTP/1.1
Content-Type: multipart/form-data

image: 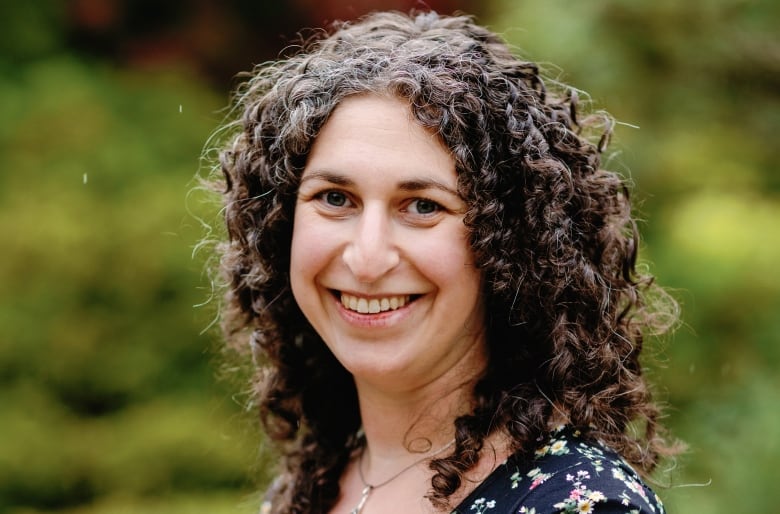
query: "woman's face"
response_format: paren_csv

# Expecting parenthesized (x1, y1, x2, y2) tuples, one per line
(290, 94, 486, 393)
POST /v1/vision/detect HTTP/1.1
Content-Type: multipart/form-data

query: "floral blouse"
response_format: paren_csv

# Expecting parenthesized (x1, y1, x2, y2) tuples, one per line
(452, 427, 665, 514)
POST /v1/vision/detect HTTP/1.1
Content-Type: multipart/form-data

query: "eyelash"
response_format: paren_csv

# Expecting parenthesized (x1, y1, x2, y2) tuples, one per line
(314, 190, 444, 216)
(405, 198, 442, 215)
(320, 190, 351, 207)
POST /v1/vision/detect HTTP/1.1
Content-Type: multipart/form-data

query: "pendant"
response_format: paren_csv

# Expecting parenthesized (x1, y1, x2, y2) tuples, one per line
(350, 485, 373, 514)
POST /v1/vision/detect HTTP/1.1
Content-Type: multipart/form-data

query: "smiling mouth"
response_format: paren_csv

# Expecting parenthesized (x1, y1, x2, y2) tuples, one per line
(337, 292, 416, 314)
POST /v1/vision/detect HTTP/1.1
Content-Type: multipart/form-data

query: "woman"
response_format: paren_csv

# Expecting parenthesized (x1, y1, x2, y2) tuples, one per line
(213, 10, 680, 514)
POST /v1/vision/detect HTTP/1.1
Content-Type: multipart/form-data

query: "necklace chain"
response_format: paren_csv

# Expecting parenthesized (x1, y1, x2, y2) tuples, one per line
(350, 439, 455, 514)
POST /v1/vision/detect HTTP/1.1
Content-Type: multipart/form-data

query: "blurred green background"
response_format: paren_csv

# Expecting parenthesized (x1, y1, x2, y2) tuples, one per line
(1, 1, 777, 513)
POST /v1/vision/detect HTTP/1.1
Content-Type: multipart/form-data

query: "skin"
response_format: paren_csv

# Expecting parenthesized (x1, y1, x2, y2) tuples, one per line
(289, 94, 493, 512)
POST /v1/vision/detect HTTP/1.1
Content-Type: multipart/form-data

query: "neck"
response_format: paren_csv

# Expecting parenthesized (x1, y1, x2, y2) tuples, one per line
(354, 361, 484, 473)
(349, 330, 487, 484)
(357, 382, 464, 458)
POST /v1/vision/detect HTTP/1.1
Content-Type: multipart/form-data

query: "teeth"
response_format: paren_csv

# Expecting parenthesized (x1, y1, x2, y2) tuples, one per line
(340, 293, 411, 314)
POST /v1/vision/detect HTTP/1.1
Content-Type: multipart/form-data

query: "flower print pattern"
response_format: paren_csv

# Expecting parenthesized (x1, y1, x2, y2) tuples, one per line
(535, 437, 570, 459)
(469, 497, 497, 513)
(510, 469, 523, 489)
(551, 470, 608, 513)
(452, 427, 665, 514)
(528, 468, 553, 491)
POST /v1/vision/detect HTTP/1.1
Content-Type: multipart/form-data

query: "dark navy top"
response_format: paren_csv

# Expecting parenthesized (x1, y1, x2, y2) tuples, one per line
(259, 427, 665, 514)
(452, 426, 665, 514)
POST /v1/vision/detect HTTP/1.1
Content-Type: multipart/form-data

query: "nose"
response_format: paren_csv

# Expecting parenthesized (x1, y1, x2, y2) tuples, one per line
(342, 205, 400, 283)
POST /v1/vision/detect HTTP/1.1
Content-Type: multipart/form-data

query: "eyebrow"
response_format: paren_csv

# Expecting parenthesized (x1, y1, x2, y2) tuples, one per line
(300, 170, 460, 197)
(397, 178, 459, 197)
(299, 170, 354, 186)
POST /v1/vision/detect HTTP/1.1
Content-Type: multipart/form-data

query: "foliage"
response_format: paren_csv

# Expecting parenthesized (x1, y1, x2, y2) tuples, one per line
(0, 46, 264, 514)
(1, 1, 777, 513)
(489, 0, 780, 512)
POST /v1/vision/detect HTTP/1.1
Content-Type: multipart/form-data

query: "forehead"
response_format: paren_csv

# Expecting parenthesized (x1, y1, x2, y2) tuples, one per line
(303, 94, 456, 185)
(316, 94, 433, 143)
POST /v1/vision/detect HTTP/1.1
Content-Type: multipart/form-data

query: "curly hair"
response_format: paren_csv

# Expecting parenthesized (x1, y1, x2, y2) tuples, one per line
(213, 10, 679, 514)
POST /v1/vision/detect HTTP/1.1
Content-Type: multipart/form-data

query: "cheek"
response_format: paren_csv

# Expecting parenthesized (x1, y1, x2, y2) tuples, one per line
(412, 226, 479, 284)
(290, 222, 313, 293)
(290, 212, 336, 296)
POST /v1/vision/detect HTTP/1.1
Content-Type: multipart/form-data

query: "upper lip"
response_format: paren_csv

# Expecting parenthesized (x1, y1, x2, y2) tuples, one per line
(332, 288, 418, 299)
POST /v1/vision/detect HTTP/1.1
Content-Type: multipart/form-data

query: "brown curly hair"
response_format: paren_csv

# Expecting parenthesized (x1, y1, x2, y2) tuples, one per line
(212, 10, 679, 514)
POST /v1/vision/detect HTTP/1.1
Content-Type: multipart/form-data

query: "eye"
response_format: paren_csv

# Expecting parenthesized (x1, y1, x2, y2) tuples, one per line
(322, 190, 349, 207)
(408, 198, 441, 215)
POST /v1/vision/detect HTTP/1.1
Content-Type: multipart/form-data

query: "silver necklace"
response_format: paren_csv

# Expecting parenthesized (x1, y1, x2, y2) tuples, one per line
(350, 439, 456, 514)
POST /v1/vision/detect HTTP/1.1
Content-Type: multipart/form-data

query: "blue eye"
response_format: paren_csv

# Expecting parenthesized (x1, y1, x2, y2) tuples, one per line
(410, 199, 440, 215)
(324, 191, 348, 206)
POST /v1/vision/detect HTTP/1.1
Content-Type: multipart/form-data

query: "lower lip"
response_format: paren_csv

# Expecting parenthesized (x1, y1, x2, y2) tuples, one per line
(334, 296, 416, 328)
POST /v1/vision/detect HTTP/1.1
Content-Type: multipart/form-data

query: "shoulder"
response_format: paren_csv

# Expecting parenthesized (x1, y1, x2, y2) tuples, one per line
(454, 427, 665, 514)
